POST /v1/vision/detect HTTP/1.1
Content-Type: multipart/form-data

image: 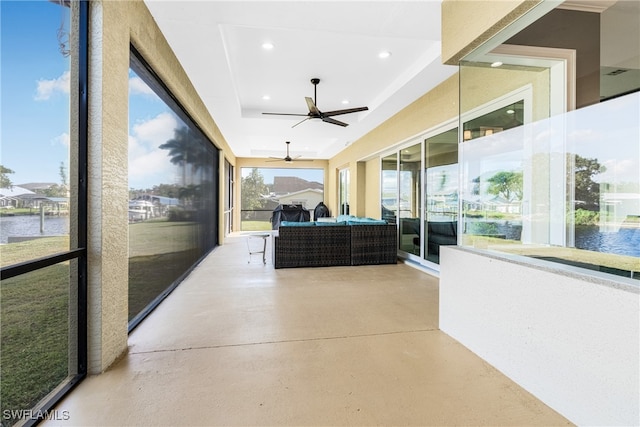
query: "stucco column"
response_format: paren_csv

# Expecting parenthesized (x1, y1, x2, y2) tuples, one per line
(86, 0, 130, 374)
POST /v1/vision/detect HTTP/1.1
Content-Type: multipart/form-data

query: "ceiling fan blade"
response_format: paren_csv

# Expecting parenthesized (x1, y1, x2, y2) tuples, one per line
(292, 117, 311, 128)
(321, 116, 349, 127)
(305, 97, 321, 116)
(322, 106, 369, 117)
(262, 112, 309, 117)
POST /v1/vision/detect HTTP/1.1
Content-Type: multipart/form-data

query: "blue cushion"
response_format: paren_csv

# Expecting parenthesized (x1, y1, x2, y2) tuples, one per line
(348, 217, 387, 225)
(280, 221, 315, 227)
(316, 221, 347, 226)
(336, 214, 355, 223)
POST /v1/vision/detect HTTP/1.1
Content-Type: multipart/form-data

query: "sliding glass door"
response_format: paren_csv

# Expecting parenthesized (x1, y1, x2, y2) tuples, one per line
(424, 127, 458, 264)
(380, 125, 459, 268)
(399, 143, 422, 255)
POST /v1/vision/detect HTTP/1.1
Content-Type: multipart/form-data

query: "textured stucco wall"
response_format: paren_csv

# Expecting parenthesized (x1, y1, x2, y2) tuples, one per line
(441, 0, 542, 65)
(87, 0, 235, 374)
(87, 0, 129, 375)
(440, 247, 640, 425)
(364, 158, 380, 219)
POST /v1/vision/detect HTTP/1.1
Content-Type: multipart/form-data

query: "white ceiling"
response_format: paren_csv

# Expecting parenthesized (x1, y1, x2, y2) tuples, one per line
(143, 1, 457, 160)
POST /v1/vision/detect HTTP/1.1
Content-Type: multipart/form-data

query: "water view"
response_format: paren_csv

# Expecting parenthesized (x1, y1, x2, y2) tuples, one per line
(575, 226, 640, 258)
(0, 215, 69, 244)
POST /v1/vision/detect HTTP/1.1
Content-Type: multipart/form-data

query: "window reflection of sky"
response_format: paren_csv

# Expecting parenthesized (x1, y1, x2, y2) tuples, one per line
(462, 125, 523, 203)
(565, 92, 639, 184)
(462, 92, 639, 192)
(129, 69, 183, 189)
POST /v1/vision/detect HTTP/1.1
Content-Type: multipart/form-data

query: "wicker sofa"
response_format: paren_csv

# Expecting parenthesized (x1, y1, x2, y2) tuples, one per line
(274, 219, 397, 269)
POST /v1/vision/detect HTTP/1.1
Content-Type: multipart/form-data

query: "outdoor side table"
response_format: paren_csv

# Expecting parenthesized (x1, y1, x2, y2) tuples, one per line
(246, 233, 270, 264)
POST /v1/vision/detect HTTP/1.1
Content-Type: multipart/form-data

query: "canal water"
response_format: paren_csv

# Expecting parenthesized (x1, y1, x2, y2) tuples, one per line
(0, 215, 69, 244)
(575, 226, 640, 258)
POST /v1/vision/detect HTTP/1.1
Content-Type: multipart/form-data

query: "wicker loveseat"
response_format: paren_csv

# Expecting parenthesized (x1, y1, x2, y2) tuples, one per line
(274, 218, 397, 269)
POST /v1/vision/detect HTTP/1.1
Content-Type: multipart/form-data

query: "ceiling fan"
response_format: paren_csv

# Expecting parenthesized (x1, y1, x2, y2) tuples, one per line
(262, 78, 368, 128)
(267, 141, 312, 163)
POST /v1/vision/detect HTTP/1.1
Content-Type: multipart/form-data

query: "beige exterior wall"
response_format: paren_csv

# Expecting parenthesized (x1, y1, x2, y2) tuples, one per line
(441, 0, 541, 65)
(87, 0, 235, 373)
(327, 75, 459, 219)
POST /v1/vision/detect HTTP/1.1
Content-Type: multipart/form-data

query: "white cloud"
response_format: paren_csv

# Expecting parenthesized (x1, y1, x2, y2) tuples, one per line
(599, 157, 640, 183)
(128, 112, 181, 188)
(51, 132, 70, 148)
(35, 70, 70, 101)
(129, 76, 157, 97)
(132, 112, 178, 144)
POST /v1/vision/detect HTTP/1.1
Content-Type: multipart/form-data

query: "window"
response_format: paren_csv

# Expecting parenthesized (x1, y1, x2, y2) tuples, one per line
(224, 159, 234, 235)
(338, 168, 350, 215)
(128, 48, 219, 330)
(381, 125, 459, 267)
(399, 143, 422, 255)
(458, 0, 639, 280)
(424, 127, 458, 264)
(240, 167, 324, 230)
(381, 153, 398, 225)
(1, 1, 88, 424)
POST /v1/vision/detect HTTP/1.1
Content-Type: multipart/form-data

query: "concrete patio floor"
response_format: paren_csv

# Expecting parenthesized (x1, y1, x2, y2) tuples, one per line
(46, 234, 571, 426)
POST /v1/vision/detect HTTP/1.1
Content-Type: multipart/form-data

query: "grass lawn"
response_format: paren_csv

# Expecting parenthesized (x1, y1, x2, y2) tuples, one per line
(128, 220, 202, 320)
(240, 220, 271, 231)
(0, 236, 70, 267)
(1, 263, 70, 424)
(1, 238, 73, 422)
(129, 220, 199, 257)
(128, 249, 199, 320)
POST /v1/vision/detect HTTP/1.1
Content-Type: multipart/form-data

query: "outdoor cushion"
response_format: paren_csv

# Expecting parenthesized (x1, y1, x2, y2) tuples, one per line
(280, 221, 316, 227)
(347, 217, 387, 225)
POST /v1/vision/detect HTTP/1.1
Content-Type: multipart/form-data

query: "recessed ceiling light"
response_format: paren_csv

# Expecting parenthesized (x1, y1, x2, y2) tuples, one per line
(262, 95, 271, 100)
(262, 42, 274, 50)
(341, 99, 350, 105)
(378, 51, 392, 59)
(491, 61, 503, 68)
(506, 109, 515, 114)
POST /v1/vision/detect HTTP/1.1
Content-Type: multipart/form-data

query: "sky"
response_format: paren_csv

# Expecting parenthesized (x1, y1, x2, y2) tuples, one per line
(1, 1, 72, 185)
(240, 167, 323, 186)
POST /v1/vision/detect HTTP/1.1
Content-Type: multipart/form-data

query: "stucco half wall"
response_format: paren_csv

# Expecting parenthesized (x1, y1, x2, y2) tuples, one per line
(439, 246, 640, 426)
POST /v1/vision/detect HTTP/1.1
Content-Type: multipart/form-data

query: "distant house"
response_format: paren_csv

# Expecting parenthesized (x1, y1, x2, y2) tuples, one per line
(17, 182, 58, 192)
(275, 188, 324, 212)
(18, 193, 69, 214)
(262, 176, 325, 216)
(130, 194, 181, 218)
(272, 176, 323, 195)
(0, 186, 35, 208)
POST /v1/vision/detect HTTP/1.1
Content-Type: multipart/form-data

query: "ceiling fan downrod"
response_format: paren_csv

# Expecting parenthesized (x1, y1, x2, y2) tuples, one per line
(311, 78, 320, 105)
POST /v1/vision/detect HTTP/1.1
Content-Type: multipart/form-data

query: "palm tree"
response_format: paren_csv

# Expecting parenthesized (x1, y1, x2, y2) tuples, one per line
(160, 127, 214, 186)
(159, 126, 194, 185)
